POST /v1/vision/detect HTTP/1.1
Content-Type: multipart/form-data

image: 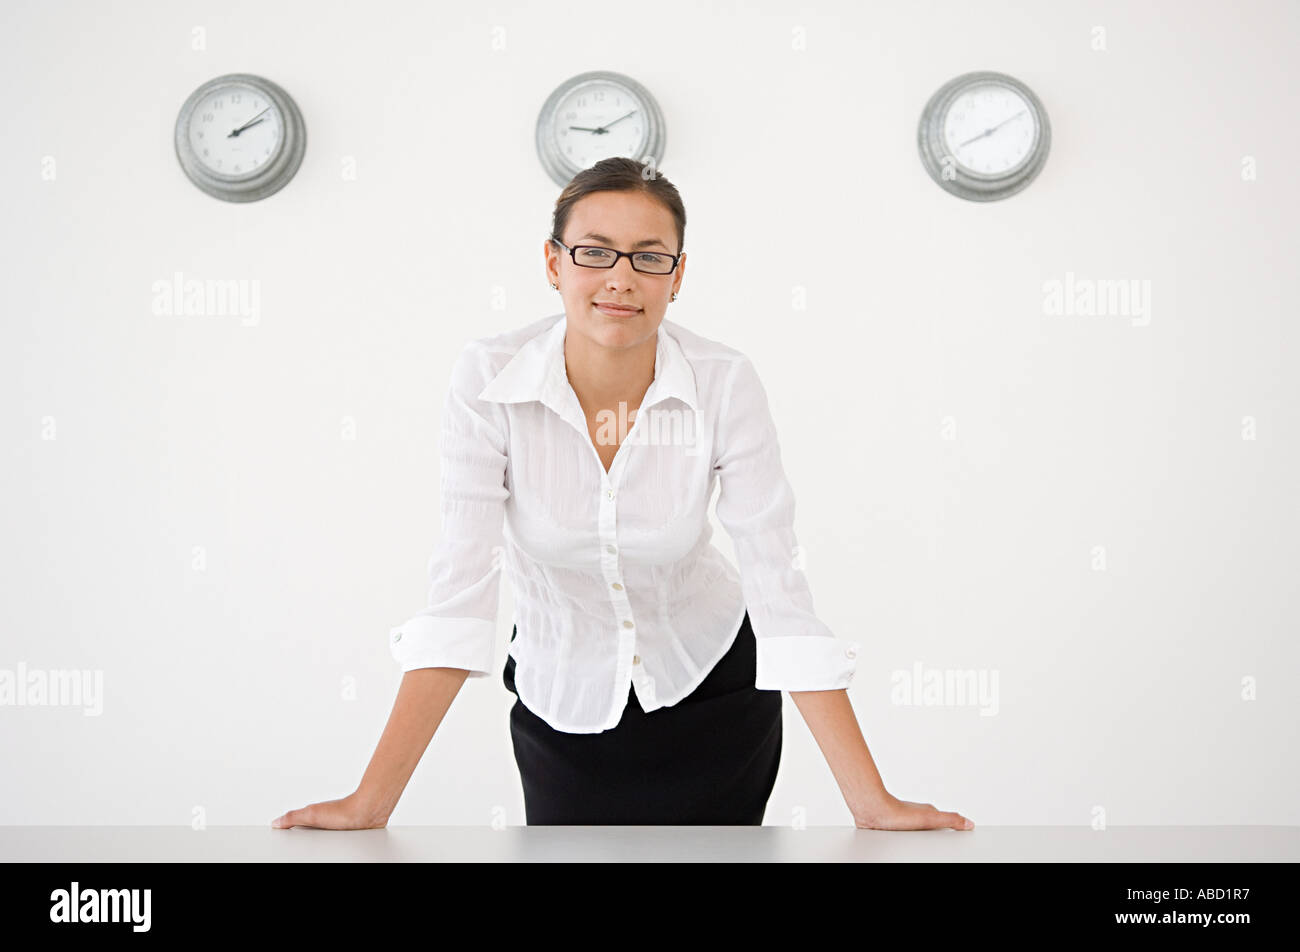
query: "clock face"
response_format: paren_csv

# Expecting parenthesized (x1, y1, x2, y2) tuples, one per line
(551, 81, 646, 169)
(942, 82, 1037, 176)
(185, 83, 283, 177)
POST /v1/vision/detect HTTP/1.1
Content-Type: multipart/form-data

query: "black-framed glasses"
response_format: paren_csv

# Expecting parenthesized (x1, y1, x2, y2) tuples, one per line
(551, 238, 681, 275)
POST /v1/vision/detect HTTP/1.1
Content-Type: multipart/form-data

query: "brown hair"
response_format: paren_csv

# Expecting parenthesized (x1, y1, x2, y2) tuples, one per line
(550, 157, 686, 256)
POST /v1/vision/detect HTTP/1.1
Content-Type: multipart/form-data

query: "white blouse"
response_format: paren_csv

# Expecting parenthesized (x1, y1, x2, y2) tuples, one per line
(389, 311, 859, 733)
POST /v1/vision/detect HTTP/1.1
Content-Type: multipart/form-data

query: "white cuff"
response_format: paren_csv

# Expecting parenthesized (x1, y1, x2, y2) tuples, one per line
(389, 615, 496, 678)
(754, 635, 859, 691)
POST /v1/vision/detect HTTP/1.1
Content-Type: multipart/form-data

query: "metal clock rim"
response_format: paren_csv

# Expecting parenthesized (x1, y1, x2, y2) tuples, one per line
(917, 70, 1050, 202)
(535, 70, 666, 188)
(174, 72, 307, 203)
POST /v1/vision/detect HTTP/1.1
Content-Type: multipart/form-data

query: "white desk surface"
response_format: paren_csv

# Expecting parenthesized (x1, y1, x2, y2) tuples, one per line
(2, 826, 1295, 862)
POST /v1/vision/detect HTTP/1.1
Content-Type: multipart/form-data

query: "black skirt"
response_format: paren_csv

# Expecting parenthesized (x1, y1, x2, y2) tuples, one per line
(503, 610, 783, 825)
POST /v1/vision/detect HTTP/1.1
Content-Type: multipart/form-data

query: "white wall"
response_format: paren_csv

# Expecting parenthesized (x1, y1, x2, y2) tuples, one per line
(2, 0, 1296, 826)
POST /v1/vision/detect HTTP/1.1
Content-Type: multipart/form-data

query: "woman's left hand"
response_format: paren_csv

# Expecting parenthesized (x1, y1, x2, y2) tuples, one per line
(853, 791, 974, 831)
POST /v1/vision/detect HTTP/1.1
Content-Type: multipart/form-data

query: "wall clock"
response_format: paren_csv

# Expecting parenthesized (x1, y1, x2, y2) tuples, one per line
(535, 70, 666, 187)
(917, 70, 1050, 201)
(174, 72, 306, 202)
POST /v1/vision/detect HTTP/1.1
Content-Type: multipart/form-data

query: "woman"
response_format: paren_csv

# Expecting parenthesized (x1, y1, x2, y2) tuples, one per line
(272, 157, 973, 830)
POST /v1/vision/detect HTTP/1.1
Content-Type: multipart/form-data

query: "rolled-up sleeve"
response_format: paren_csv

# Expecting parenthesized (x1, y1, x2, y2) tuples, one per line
(713, 355, 859, 691)
(389, 343, 509, 677)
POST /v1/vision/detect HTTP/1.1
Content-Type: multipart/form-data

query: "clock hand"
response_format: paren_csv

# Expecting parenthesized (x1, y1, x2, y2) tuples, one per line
(591, 109, 637, 134)
(599, 109, 637, 128)
(228, 116, 267, 137)
(570, 109, 639, 135)
(228, 106, 270, 137)
(956, 108, 1026, 147)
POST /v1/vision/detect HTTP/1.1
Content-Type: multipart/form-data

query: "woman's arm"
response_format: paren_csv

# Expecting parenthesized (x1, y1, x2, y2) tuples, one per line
(353, 667, 473, 824)
(271, 666, 470, 829)
(273, 343, 506, 831)
(789, 688, 974, 831)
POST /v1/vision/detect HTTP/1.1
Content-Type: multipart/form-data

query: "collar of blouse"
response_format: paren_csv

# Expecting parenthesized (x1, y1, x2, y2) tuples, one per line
(477, 313, 700, 431)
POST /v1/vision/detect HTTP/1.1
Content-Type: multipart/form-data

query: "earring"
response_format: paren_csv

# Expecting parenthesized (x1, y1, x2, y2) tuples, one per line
(671, 292, 677, 301)
(551, 282, 558, 290)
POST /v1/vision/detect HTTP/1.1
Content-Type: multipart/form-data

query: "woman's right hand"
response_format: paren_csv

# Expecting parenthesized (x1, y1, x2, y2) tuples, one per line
(271, 791, 387, 830)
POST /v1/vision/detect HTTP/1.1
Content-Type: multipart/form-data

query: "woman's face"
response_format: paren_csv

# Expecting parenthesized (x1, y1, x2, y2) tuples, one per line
(544, 189, 686, 354)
